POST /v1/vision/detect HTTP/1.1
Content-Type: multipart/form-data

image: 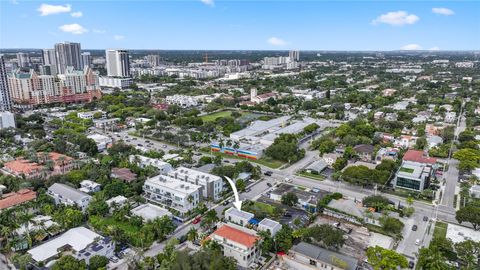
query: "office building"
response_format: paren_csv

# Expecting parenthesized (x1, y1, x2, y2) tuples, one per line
(206, 223, 261, 268)
(81, 52, 92, 68)
(392, 150, 437, 191)
(0, 55, 12, 111)
(165, 94, 198, 107)
(16, 52, 30, 68)
(54, 41, 82, 74)
(106, 49, 130, 77)
(48, 183, 92, 212)
(99, 76, 132, 88)
(168, 166, 223, 201)
(283, 242, 358, 270)
(143, 174, 201, 215)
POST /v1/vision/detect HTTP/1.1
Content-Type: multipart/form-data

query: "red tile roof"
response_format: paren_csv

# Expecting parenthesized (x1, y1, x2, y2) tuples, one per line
(3, 159, 45, 175)
(0, 189, 37, 210)
(111, 168, 137, 182)
(211, 224, 259, 248)
(403, 150, 437, 165)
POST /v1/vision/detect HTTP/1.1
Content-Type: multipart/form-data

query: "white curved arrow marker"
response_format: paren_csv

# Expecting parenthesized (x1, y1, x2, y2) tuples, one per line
(224, 176, 242, 210)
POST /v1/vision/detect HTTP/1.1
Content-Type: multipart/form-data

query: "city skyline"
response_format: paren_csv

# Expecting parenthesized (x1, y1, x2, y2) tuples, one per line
(1, 1, 479, 50)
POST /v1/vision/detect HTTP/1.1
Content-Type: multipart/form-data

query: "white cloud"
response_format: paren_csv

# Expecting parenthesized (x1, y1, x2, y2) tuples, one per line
(429, 46, 440, 51)
(372, 11, 419, 26)
(267, 37, 287, 46)
(200, 0, 214, 6)
(114, 35, 125, 40)
(93, 29, 106, 34)
(38, 3, 71, 16)
(59, 23, 88, 34)
(71, 11, 83, 18)
(400, 44, 422, 50)
(432, 8, 455, 16)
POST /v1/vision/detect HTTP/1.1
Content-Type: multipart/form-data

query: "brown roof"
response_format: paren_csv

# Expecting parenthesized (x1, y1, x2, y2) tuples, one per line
(111, 167, 137, 182)
(210, 224, 259, 248)
(353, 144, 375, 154)
(0, 189, 37, 210)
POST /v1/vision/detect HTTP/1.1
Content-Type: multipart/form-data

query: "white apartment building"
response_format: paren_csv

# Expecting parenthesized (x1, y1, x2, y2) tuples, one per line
(168, 166, 223, 201)
(77, 110, 106, 120)
(165, 95, 198, 107)
(207, 223, 261, 268)
(99, 76, 132, 88)
(106, 49, 130, 77)
(0, 111, 15, 129)
(129, 154, 173, 175)
(143, 175, 201, 215)
(47, 183, 92, 212)
(87, 134, 112, 151)
(28, 227, 114, 266)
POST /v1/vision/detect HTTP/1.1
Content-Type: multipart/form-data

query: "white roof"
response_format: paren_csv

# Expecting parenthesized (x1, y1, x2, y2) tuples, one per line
(28, 227, 100, 262)
(446, 223, 480, 243)
(131, 203, 172, 221)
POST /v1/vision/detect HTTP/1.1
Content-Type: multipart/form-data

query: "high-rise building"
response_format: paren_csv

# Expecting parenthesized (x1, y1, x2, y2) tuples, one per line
(146, 54, 160, 67)
(106, 49, 130, 77)
(81, 52, 92, 68)
(289, 50, 300, 61)
(54, 41, 82, 74)
(42, 49, 57, 75)
(16, 52, 30, 68)
(0, 55, 12, 111)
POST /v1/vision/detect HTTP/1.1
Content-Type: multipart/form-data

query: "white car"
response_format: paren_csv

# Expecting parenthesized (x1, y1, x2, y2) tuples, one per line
(415, 239, 421, 246)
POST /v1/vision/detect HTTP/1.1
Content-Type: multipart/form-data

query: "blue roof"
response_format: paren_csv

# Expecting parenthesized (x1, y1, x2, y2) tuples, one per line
(249, 218, 260, 225)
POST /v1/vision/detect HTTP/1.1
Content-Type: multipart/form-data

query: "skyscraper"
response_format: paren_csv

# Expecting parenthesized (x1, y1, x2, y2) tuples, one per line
(54, 41, 82, 74)
(42, 49, 57, 75)
(289, 50, 300, 61)
(16, 52, 30, 68)
(106, 49, 130, 77)
(0, 55, 12, 111)
(81, 52, 92, 68)
(146, 54, 160, 67)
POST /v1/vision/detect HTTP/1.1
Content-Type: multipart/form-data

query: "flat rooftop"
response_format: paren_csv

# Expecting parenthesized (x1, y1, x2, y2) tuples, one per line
(225, 207, 254, 220)
(446, 223, 480, 243)
(145, 175, 201, 195)
(131, 203, 172, 221)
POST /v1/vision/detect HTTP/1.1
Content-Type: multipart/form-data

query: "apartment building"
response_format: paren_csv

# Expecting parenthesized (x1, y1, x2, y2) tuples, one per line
(129, 154, 173, 175)
(206, 223, 261, 268)
(168, 166, 223, 201)
(47, 183, 92, 212)
(143, 175, 201, 215)
(165, 95, 198, 107)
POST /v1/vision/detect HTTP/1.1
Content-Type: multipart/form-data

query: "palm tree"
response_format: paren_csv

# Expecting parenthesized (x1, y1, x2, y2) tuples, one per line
(187, 227, 198, 243)
(233, 141, 240, 153)
(0, 226, 12, 248)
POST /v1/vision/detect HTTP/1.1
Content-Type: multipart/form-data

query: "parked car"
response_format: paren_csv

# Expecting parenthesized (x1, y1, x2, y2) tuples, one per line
(222, 200, 229, 206)
(264, 171, 273, 176)
(408, 261, 415, 269)
(412, 225, 418, 231)
(267, 183, 273, 187)
(415, 239, 421, 245)
(423, 216, 429, 222)
(192, 216, 202, 224)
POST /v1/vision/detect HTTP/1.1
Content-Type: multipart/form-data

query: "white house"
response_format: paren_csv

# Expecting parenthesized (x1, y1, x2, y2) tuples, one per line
(224, 207, 254, 227)
(79, 180, 101, 193)
(129, 154, 173, 175)
(28, 227, 114, 266)
(257, 218, 282, 236)
(87, 134, 112, 151)
(48, 183, 92, 212)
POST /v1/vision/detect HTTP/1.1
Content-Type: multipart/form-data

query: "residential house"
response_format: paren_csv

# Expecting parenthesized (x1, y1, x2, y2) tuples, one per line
(282, 242, 358, 270)
(27, 227, 114, 266)
(0, 189, 37, 211)
(225, 207, 254, 227)
(111, 167, 137, 183)
(79, 180, 101, 193)
(129, 154, 173, 175)
(257, 218, 282, 237)
(322, 153, 340, 168)
(206, 223, 261, 268)
(353, 144, 375, 162)
(48, 183, 92, 212)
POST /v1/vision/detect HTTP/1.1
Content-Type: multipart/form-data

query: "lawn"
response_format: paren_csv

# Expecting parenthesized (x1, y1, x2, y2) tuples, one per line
(297, 171, 325, 181)
(399, 167, 415, 173)
(200, 110, 237, 122)
(242, 201, 281, 219)
(433, 221, 448, 240)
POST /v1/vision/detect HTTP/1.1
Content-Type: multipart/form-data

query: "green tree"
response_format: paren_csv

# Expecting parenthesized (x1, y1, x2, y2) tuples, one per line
(51, 255, 86, 270)
(89, 255, 109, 270)
(456, 202, 480, 230)
(453, 148, 480, 171)
(281, 192, 298, 207)
(366, 246, 408, 270)
(379, 217, 404, 235)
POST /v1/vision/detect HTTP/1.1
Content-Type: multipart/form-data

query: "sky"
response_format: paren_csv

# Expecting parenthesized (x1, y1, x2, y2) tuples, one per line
(1, 0, 479, 50)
